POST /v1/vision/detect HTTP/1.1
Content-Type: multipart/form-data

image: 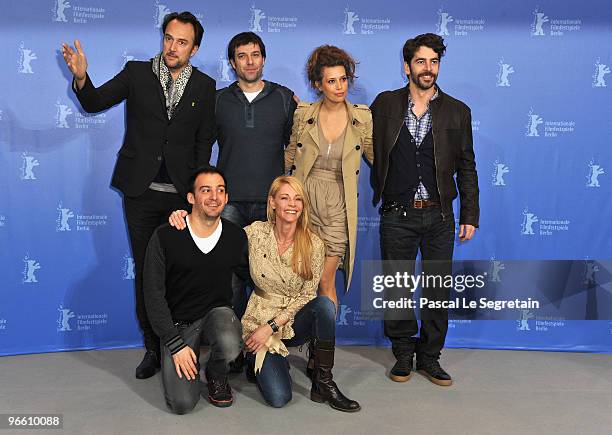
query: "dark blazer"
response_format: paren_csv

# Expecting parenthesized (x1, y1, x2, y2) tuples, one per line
(370, 85, 479, 227)
(74, 60, 216, 198)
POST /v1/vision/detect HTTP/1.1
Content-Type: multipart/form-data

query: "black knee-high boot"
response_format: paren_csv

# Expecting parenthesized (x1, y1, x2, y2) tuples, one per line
(306, 339, 315, 379)
(310, 339, 361, 412)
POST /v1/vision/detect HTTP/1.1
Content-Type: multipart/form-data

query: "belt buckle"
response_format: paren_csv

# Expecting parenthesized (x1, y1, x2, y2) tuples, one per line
(413, 199, 424, 209)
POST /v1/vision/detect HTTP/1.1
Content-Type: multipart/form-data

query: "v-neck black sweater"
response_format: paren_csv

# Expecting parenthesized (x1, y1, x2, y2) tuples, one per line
(143, 219, 248, 354)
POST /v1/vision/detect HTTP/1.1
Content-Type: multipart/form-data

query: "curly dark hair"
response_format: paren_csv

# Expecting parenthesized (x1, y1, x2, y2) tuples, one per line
(402, 33, 446, 64)
(306, 45, 356, 93)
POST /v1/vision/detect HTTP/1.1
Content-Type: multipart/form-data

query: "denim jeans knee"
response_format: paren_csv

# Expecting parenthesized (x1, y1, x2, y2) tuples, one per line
(312, 295, 336, 320)
(264, 389, 292, 408)
(203, 307, 243, 373)
(214, 330, 243, 363)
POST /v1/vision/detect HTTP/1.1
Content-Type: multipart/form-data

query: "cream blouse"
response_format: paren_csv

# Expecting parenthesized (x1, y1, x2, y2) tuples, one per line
(241, 221, 325, 357)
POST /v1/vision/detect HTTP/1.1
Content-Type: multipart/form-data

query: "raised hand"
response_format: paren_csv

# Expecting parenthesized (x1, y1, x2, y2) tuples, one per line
(61, 39, 88, 89)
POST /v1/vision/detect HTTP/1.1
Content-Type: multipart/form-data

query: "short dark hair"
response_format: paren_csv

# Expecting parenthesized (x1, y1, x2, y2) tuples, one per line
(162, 11, 204, 47)
(402, 33, 446, 64)
(306, 45, 357, 93)
(227, 32, 266, 62)
(188, 166, 227, 194)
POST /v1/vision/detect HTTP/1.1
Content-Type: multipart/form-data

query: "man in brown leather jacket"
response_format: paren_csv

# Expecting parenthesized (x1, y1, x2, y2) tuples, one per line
(370, 33, 479, 387)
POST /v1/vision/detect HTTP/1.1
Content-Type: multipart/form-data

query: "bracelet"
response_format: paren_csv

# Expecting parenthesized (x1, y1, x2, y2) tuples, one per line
(267, 318, 279, 333)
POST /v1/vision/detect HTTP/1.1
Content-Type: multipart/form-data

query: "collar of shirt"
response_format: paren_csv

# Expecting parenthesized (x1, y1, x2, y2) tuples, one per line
(407, 86, 439, 115)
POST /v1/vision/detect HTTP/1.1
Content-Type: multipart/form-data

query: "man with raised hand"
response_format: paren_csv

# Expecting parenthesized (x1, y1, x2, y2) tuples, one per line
(61, 12, 216, 379)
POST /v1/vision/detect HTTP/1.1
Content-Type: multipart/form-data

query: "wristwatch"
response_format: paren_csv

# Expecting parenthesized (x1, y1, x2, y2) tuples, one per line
(267, 318, 279, 333)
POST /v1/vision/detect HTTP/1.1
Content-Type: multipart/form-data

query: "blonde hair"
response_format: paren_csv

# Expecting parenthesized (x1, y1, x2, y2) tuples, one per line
(267, 176, 315, 281)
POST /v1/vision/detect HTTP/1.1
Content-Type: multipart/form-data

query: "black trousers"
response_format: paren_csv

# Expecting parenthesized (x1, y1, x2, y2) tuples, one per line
(380, 205, 455, 360)
(123, 189, 188, 353)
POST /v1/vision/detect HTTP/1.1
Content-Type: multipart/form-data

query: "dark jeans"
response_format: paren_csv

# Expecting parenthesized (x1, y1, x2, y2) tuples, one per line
(380, 205, 455, 360)
(245, 296, 336, 408)
(161, 307, 242, 415)
(123, 189, 188, 353)
(221, 201, 268, 319)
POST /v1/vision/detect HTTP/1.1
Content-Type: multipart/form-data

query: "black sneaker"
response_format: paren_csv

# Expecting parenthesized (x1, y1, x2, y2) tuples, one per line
(390, 355, 413, 382)
(205, 369, 234, 407)
(135, 350, 160, 379)
(416, 359, 453, 386)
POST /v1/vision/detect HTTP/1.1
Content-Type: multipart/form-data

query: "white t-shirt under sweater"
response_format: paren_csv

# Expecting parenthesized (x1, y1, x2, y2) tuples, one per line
(243, 89, 263, 103)
(186, 216, 222, 254)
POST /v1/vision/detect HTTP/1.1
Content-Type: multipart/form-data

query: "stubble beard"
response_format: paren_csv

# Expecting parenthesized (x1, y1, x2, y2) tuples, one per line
(238, 68, 263, 84)
(193, 206, 222, 224)
(411, 73, 437, 91)
(163, 54, 187, 73)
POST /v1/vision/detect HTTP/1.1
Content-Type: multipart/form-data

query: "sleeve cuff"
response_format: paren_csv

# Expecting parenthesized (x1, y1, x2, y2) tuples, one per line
(165, 332, 187, 355)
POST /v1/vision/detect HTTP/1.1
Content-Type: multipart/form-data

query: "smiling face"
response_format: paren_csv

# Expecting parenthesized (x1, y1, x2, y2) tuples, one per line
(187, 172, 228, 220)
(269, 182, 303, 226)
(162, 19, 199, 72)
(405, 46, 440, 91)
(316, 65, 348, 104)
(230, 42, 265, 84)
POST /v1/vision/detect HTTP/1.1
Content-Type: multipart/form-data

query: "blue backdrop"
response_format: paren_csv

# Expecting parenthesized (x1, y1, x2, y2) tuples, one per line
(1, 0, 611, 356)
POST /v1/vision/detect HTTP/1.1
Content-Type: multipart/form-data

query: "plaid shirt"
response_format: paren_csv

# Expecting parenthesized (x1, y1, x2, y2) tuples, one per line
(405, 89, 439, 200)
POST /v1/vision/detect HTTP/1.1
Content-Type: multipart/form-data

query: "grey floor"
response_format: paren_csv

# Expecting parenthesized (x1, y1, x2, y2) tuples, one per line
(0, 347, 611, 435)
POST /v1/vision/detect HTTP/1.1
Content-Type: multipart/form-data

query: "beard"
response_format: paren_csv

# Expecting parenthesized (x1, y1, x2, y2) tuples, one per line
(410, 72, 438, 91)
(163, 53, 186, 71)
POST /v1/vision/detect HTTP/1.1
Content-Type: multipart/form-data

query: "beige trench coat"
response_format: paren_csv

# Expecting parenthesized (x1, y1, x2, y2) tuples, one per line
(284, 100, 373, 291)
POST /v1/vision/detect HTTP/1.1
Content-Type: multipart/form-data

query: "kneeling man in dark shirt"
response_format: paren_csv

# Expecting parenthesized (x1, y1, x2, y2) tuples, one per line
(144, 166, 248, 413)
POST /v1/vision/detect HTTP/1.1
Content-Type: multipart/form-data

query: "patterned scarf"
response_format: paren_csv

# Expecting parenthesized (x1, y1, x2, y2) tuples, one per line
(152, 53, 192, 119)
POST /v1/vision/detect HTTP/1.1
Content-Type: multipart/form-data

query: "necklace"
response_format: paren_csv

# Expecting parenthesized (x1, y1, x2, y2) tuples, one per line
(276, 236, 294, 246)
(274, 228, 294, 250)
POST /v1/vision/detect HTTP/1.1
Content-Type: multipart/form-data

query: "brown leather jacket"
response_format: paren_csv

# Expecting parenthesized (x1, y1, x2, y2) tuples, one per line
(370, 85, 479, 227)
